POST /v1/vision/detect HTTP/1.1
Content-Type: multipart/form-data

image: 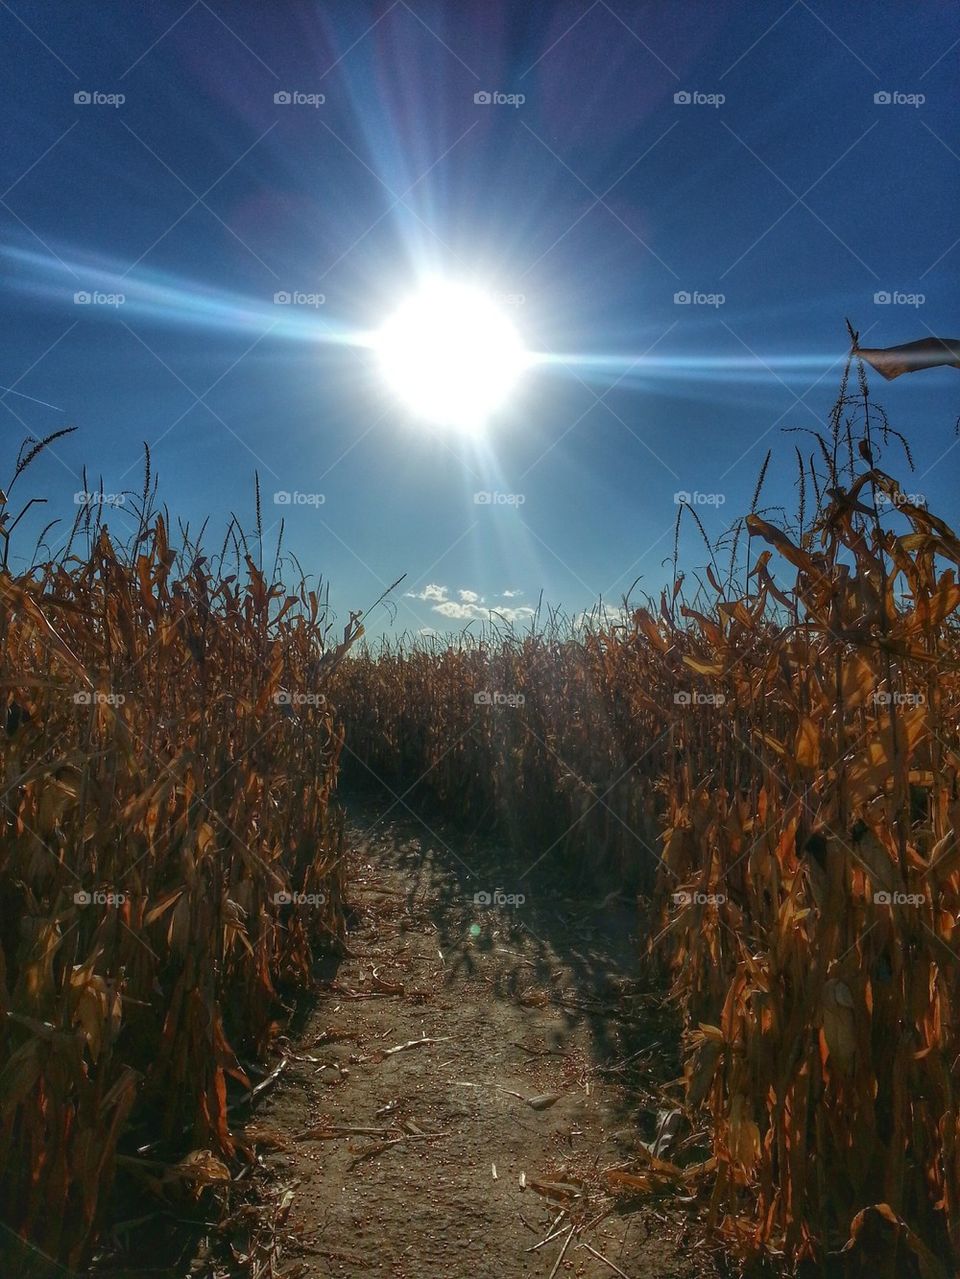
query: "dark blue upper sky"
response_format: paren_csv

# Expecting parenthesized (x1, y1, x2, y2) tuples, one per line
(2, 1, 958, 635)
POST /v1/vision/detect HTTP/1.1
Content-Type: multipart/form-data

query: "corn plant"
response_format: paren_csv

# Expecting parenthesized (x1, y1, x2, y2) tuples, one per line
(0, 450, 360, 1267)
(333, 358, 960, 1272)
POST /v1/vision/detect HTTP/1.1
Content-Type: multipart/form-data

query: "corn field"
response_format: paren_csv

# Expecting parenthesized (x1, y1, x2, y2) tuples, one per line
(4, 354, 959, 1274)
(0, 452, 360, 1269)
(333, 357, 960, 1274)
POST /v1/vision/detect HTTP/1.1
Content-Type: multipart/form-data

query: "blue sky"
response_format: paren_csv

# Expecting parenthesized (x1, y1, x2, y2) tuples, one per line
(2, 1, 959, 637)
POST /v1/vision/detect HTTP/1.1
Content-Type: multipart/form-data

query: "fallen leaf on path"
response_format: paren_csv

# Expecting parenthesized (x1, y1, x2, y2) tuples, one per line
(603, 1169, 662, 1195)
(239, 1122, 290, 1151)
(603, 1151, 688, 1195)
(276, 1188, 295, 1226)
(528, 1178, 582, 1202)
(526, 1093, 562, 1110)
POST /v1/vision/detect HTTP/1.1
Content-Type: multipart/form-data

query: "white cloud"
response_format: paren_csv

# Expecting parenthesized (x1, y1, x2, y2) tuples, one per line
(433, 601, 536, 624)
(432, 601, 485, 620)
(403, 583, 534, 627)
(405, 583, 448, 602)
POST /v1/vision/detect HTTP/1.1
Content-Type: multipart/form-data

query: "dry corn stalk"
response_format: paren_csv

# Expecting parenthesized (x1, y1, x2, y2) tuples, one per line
(0, 464, 360, 1266)
(333, 355, 960, 1269)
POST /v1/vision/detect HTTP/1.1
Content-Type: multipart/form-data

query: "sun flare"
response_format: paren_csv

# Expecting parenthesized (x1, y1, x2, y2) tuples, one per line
(374, 280, 529, 431)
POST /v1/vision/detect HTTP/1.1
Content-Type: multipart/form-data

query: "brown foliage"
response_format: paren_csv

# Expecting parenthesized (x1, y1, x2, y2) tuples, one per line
(334, 358, 960, 1268)
(0, 482, 359, 1266)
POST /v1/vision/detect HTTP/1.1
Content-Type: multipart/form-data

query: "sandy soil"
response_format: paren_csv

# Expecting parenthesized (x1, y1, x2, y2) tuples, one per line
(229, 795, 723, 1279)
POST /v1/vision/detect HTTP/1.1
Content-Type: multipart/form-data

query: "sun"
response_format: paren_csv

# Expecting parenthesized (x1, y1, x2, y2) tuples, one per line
(374, 280, 529, 431)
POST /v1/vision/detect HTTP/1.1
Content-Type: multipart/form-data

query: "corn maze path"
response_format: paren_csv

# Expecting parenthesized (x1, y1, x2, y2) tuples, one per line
(235, 796, 718, 1279)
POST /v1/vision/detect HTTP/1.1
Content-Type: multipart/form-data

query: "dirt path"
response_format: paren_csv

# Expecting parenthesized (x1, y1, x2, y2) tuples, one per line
(236, 797, 719, 1279)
